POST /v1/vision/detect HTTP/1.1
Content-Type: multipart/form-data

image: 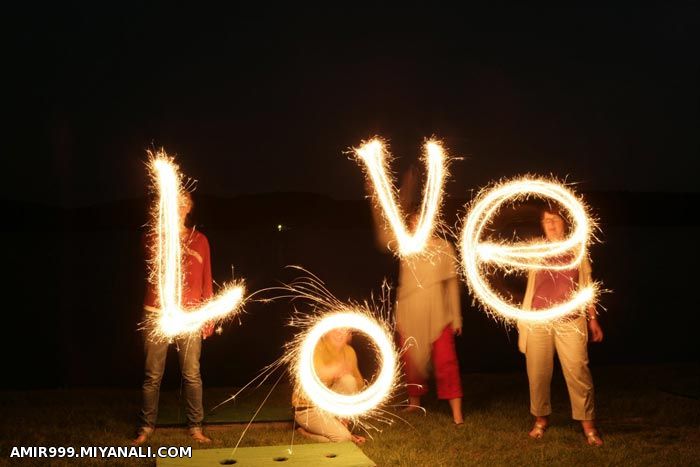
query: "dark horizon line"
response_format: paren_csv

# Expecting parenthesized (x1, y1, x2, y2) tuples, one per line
(5, 188, 700, 209)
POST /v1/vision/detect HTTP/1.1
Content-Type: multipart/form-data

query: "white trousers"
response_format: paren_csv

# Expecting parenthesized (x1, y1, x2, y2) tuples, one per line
(525, 317, 595, 420)
(294, 375, 358, 443)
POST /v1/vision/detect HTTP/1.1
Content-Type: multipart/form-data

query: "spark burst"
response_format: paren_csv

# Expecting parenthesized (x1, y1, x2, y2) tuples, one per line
(147, 150, 245, 339)
(296, 312, 397, 417)
(209, 274, 404, 454)
(280, 273, 402, 421)
(354, 138, 448, 257)
(460, 177, 598, 323)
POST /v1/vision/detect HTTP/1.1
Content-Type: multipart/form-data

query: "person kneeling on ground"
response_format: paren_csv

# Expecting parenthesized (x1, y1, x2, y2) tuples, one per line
(292, 328, 366, 444)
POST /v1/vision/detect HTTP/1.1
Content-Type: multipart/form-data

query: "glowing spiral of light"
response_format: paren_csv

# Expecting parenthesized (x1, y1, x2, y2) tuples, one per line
(149, 152, 245, 339)
(354, 138, 447, 256)
(296, 311, 397, 417)
(460, 177, 597, 323)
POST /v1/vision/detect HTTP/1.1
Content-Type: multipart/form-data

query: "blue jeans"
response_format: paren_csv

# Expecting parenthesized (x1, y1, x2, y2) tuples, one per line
(139, 334, 203, 429)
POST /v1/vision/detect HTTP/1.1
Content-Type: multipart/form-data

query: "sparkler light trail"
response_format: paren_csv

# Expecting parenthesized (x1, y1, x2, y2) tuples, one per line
(296, 311, 397, 418)
(354, 138, 448, 257)
(276, 272, 402, 421)
(460, 177, 598, 323)
(148, 151, 245, 339)
(209, 273, 403, 456)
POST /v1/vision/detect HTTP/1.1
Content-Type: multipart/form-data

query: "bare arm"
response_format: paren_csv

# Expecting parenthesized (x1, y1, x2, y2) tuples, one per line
(368, 191, 394, 252)
(347, 346, 365, 390)
(446, 276, 462, 335)
(580, 257, 604, 342)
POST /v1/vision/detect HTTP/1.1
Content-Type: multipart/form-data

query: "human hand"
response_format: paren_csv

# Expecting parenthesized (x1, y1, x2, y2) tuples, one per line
(202, 322, 215, 339)
(588, 319, 604, 343)
(453, 326, 462, 336)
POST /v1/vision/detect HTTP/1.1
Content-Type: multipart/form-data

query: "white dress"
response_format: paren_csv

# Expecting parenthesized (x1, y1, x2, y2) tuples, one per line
(396, 237, 462, 377)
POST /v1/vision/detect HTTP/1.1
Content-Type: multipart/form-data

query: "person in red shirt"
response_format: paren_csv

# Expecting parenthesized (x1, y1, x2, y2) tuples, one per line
(133, 191, 215, 446)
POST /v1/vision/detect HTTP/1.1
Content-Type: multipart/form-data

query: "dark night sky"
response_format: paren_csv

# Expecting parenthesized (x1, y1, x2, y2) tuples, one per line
(6, 5, 699, 207)
(3, 4, 700, 389)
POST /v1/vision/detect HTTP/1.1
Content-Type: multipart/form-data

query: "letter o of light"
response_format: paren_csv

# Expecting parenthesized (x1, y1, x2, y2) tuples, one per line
(297, 311, 397, 417)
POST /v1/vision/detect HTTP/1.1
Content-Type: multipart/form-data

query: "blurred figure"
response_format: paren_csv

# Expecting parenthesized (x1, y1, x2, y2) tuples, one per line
(369, 168, 464, 425)
(292, 328, 366, 444)
(518, 207, 604, 446)
(396, 217, 464, 425)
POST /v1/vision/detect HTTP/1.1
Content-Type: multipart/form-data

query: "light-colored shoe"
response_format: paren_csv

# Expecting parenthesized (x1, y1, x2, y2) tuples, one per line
(189, 427, 212, 444)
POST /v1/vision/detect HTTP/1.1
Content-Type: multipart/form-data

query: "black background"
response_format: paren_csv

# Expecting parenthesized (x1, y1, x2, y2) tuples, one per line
(4, 4, 699, 389)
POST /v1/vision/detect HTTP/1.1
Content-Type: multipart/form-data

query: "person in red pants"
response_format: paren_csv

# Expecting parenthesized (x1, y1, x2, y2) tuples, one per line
(366, 168, 464, 425)
(396, 234, 464, 424)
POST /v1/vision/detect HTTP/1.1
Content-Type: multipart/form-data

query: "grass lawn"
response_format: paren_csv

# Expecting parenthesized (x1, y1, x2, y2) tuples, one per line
(1, 364, 698, 466)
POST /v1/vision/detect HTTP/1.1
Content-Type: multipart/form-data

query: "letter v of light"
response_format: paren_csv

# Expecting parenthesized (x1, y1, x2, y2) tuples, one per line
(149, 152, 245, 339)
(354, 139, 447, 256)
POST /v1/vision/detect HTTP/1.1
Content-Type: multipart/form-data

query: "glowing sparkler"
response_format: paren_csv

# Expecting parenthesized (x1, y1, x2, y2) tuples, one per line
(210, 274, 403, 453)
(148, 151, 245, 339)
(296, 311, 397, 417)
(354, 138, 447, 256)
(460, 177, 598, 323)
(274, 272, 401, 420)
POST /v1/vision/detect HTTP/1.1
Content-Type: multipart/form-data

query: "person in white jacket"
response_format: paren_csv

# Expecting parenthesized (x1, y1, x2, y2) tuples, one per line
(518, 207, 604, 446)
